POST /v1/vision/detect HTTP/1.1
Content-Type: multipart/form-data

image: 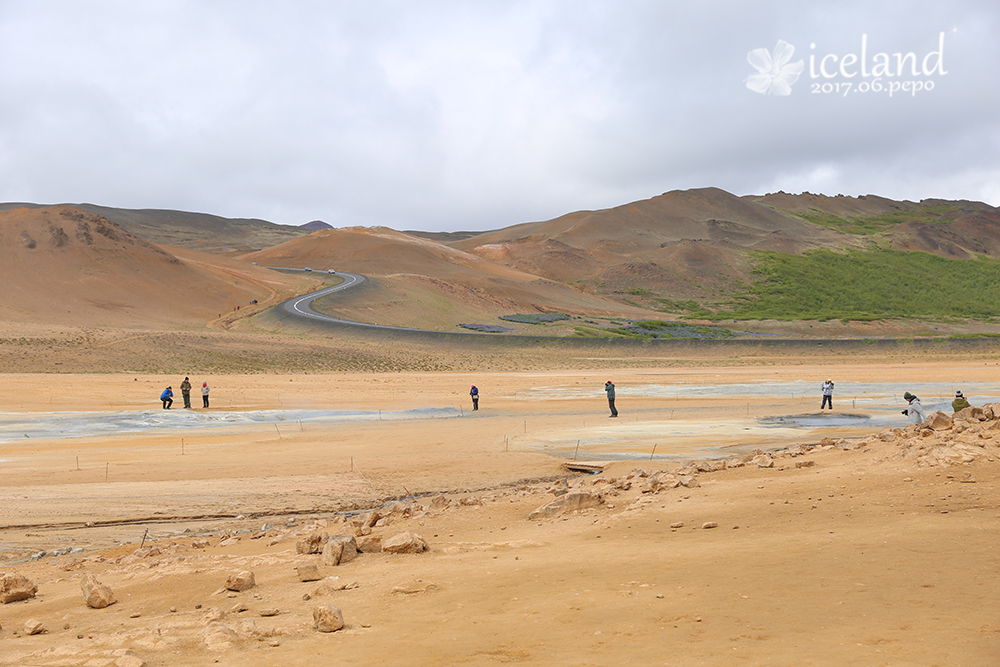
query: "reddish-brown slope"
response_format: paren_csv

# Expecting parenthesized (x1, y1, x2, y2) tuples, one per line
(242, 226, 656, 327)
(0, 206, 288, 326)
(450, 188, 861, 300)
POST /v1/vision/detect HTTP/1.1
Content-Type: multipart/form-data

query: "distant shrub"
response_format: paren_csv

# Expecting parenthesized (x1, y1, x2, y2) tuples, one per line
(458, 323, 514, 333)
(499, 313, 570, 325)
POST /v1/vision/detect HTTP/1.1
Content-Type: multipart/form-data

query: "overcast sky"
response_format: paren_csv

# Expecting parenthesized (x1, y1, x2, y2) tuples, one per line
(1, 1, 997, 231)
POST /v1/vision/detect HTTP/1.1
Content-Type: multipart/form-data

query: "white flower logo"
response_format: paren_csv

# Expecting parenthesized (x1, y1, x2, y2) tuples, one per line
(746, 40, 804, 96)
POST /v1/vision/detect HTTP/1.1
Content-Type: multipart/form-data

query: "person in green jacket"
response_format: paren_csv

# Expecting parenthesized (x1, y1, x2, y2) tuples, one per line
(605, 380, 618, 418)
(180, 377, 192, 409)
(952, 390, 971, 413)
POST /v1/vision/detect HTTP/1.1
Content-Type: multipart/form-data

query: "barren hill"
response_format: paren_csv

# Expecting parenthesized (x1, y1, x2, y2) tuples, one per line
(450, 187, 865, 301)
(0, 206, 309, 327)
(243, 227, 654, 329)
(0, 202, 306, 253)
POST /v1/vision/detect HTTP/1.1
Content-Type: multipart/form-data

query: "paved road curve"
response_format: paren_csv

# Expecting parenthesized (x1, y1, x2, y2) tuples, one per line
(276, 270, 469, 334)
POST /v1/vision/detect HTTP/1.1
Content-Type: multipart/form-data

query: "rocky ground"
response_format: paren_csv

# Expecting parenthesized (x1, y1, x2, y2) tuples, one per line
(2, 388, 999, 666)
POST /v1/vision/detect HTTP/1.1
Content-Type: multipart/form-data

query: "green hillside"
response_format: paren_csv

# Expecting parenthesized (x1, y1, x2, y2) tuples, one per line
(714, 249, 1000, 321)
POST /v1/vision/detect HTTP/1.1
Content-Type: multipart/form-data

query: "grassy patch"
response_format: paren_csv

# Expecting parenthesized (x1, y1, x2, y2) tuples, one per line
(499, 313, 570, 325)
(789, 204, 955, 235)
(712, 249, 1000, 321)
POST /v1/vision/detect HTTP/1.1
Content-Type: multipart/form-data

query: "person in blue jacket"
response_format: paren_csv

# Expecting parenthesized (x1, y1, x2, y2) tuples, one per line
(160, 386, 174, 410)
(470, 384, 479, 411)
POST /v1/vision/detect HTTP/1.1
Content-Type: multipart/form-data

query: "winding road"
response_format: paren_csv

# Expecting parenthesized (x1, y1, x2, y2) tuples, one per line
(276, 270, 469, 335)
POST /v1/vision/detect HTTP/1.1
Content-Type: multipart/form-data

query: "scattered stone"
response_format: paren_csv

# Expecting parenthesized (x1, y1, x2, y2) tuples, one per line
(191, 539, 209, 549)
(115, 655, 146, 667)
(381, 532, 429, 554)
(24, 618, 46, 635)
(0, 572, 38, 603)
(313, 605, 345, 633)
(81, 573, 117, 609)
(129, 612, 141, 618)
(258, 608, 280, 617)
(795, 460, 815, 469)
(678, 475, 700, 488)
(225, 571, 256, 592)
(296, 532, 327, 555)
(203, 622, 238, 651)
(296, 563, 322, 582)
(391, 581, 440, 595)
(312, 579, 359, 596)
(332, 535, 359, 564)
(230, 601, 248, 613)
(670, 522, 684, 529)
(926, 411, 953, 431)
(753, 455, 774, 468)
(527, 491, 604, 520)
(356, 534, 382, 553)
(702, 522, 718, 529)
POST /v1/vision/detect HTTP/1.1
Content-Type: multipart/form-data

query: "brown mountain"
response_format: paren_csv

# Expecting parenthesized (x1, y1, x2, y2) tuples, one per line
(450, 187, 866, 301)
(242, 227, 655, 330)
(0, 206, 307, 327)
(0, 202, 306, 253)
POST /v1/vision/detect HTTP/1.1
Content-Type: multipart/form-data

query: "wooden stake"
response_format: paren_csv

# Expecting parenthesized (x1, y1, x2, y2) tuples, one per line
(574, 440, 580, 460)
(650, 444, 657, 461)
(105, 463, 109, 483)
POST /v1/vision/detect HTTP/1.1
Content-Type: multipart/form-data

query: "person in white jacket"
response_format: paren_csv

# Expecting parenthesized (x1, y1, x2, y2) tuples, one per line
(902, 391, 926, 424)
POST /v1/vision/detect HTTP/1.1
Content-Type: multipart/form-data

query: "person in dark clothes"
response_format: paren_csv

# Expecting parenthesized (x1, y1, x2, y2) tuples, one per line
(952, 390, 971, 413)
(821, 379, 834, 410)
(605, 380, 618, 417)
(160, 386, 173, 410)
(180, 377, 192, 409)
(470, 384, 479, 411)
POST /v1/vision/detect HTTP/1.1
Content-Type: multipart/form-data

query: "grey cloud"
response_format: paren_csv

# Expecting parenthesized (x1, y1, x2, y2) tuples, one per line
(0, 0, 997, 231)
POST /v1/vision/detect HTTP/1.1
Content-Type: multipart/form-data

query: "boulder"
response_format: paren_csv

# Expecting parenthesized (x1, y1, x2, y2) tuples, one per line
(357, 535, 382, 553)
(0, 572, 38, 603)
(381, 532, 428, 554)
(527, 491, 604, 520)
(313, 605, 345, 632)
(926, 411, 953, 431)
(296, 564, 322, 582)
(321, 539, 343, 566)
(224, 571, 255, 592)
(295, 532, 327, 555)
(330, 536, 359, 564)
(81, 573, 117, 608)
(678, 475, 700, 488)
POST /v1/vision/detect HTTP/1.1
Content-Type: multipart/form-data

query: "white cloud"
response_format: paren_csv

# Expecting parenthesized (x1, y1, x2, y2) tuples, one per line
(0, 0, 997, 230)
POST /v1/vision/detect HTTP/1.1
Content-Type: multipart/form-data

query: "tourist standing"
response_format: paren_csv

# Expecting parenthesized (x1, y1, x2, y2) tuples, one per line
(902, 391, 926, 424)
(201, 381, 210, 408)
(470, 384, 479, 411)
(821, 379, 834, 410)
(605, 380, 618, 418)
(180, 377, 192, 409)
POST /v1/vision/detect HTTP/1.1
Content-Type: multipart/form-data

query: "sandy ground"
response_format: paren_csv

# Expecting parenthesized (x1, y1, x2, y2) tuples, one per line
(2, 362, 1000, 666)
